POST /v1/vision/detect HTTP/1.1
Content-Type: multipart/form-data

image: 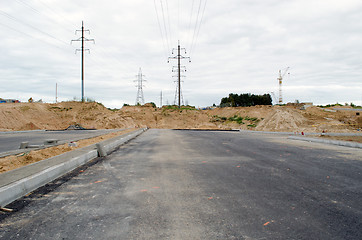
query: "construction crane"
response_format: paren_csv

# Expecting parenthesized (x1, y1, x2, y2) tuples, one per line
(270, 92, 277, 105)
(277, 67, 290, 104)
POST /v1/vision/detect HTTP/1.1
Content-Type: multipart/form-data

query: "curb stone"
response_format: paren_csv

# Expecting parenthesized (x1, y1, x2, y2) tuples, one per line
(288, 136, 362, 149)
(0, 128, 146, 207)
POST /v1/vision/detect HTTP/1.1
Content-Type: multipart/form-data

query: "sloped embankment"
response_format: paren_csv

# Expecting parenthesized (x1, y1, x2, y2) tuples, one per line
(0, 102, 359, 132)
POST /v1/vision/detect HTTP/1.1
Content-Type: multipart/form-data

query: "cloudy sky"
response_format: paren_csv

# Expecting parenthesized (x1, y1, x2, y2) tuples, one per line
(1, 0, 361, 108)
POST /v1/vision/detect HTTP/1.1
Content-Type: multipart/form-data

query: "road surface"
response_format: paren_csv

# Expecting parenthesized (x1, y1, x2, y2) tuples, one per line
(0, 129, 122, 153)
(1, 129, 361, 239)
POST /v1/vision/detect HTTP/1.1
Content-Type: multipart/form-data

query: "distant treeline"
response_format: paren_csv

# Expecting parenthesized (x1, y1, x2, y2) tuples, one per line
(220, 93, 272, 107)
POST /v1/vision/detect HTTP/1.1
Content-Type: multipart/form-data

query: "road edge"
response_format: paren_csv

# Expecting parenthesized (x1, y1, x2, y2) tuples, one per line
(288, 136, 362, 149)
(0, 128, 147, 208)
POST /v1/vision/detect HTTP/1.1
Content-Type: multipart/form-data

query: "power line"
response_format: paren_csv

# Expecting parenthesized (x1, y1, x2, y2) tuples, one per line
(14, 0, 42, 15)
(0, 21, 66, 52)
(190, 0, 208, 56)
(14, 0, 76, 35)
(160, 0, 171, 53)
(178, 0, 180, 41)
(190, 0, 203, 53)
(187, 0, 196, 50)
(0, 10, 70, 46)
(165, 0, 173, 51)
(154, 0, 169, 59)
(191, 0, 208, 56)
(36, 0, 78, 30)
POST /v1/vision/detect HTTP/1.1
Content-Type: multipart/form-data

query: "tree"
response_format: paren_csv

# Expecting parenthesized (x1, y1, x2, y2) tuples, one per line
(220, 93, 272, 107)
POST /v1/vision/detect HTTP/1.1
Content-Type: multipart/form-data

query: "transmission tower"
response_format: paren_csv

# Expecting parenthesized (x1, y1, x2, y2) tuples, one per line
(168, 41, 190, 108)
(71, 21, 95, 102)
(173, 82, 184, 106)
(135, 68, 146, 105)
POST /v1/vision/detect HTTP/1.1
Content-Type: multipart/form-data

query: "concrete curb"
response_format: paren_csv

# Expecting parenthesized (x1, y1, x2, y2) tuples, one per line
(0, 150, 97, 208)
(0, 129, 127, 158)
(0, 130, 46, 134)
(95, 128, 145, 156)
(288, 136, 362, 149)
(239, 130, 362, 137)
(0, 128, 147, 207)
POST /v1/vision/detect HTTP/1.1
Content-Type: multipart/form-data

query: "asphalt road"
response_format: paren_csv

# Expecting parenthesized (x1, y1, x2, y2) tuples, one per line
(0, 129, 121, 153)
(1, 129, 361, 239)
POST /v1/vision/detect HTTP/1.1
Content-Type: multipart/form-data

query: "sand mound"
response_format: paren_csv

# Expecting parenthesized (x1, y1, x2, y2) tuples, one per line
(0, 102, 360, 132)
(256, 107, 308, 132)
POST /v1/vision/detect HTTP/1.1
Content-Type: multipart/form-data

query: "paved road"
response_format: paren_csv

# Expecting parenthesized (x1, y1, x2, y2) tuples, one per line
(1, 129, 361, 239)
(0, 129, 122, 153)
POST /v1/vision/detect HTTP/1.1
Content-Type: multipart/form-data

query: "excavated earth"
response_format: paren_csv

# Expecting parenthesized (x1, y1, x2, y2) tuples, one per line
(0, 102, 361, 172)
(0, 101, 361, 133)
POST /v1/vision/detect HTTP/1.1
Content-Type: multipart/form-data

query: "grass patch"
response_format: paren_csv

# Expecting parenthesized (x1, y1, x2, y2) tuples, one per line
(211, 115, 260, 126)
(228, 115, 244, 124)
(163, 105, 197, 112)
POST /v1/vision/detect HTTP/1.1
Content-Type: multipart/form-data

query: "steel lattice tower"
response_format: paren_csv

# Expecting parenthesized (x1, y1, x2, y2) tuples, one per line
(168, 41, 190, 108)
(173, 82, 184, 106)
(135, 68, 146, 105)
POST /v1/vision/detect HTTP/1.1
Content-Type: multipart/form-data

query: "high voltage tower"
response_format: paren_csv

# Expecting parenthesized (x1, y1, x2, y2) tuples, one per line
(71, 21, 95, 102)
(135, 68, 146, 105)
(168, 41, 190, 108)
(153, 1, 208, 108)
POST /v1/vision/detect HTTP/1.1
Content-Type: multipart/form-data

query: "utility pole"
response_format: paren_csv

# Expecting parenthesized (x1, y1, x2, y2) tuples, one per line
(135, 68, 146, 105)
(71, 21, 95, 102)
(55, 83, 58, 103)
(160, 91, 163, 108)
(168, 41, 190, 108)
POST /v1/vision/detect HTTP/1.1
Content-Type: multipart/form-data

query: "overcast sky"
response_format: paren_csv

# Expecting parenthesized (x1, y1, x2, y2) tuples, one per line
(1, 0, 361, 108)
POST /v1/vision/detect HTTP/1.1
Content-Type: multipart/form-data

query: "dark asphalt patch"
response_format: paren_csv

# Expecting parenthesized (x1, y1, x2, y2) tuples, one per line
(0, 156, 105, 221)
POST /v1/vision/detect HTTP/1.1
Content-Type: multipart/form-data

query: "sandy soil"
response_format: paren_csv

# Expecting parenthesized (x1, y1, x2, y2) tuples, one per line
(207, 105, 361, 133)
(1, 102, 360, 133)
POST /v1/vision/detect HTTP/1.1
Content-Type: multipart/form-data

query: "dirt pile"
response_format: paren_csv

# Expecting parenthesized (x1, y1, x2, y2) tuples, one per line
(120, 105, 217, 129)
(256, 107, 308, 132)
(0, 102, 136, 131)
(0, 102, 360, 133)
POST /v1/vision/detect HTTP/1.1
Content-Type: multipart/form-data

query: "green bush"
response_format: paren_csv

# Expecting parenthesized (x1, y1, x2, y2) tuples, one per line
(228, 115, 244, 124)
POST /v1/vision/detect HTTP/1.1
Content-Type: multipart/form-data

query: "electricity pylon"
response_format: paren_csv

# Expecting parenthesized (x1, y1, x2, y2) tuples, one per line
(135, 68, 146, 105)
(168, 41, 190, 108)
(71, 21, 95, 102)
